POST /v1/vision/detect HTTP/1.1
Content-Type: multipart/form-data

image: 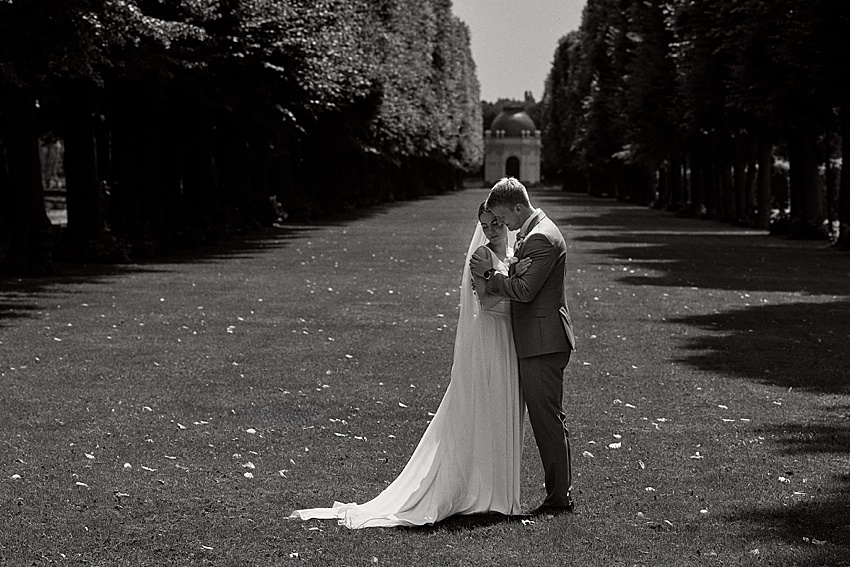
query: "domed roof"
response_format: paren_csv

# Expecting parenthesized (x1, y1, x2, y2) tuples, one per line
(489, 105, 537, 137)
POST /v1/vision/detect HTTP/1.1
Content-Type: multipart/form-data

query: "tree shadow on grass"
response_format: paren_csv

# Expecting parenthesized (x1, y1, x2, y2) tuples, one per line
(568, 228, 847, 298)
(671, 301, 850, 395)
(726, 427, 850, 566)
(0, 224, 322, 328)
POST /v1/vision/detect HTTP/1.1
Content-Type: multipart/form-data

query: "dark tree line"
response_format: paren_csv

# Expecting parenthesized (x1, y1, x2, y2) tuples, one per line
(541, 0, 850, 248)
(0, 0, 483, 273)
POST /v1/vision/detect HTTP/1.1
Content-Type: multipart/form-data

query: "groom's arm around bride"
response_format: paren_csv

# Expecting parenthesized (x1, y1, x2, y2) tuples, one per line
(471, 177, 577, 515)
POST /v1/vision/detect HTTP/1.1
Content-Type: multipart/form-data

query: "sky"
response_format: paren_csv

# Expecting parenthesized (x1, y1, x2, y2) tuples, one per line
(451, 0, 586, 102)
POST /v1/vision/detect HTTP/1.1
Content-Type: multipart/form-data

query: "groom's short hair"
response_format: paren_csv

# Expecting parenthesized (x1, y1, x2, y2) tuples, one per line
(486, 177, 532, 209)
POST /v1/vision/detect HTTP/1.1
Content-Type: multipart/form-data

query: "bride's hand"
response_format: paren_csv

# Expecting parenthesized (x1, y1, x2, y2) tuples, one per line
(515, 257, 532, 276)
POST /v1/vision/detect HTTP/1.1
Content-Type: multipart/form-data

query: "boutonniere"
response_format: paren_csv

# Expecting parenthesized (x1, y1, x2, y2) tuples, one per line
(505, 256, 518, 268)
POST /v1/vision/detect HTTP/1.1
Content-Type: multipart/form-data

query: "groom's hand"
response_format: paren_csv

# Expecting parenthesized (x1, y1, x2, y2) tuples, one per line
(469, 253, 487, 277)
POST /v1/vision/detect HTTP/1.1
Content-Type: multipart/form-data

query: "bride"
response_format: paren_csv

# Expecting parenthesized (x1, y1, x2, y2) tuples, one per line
(289, 202, 529, 528)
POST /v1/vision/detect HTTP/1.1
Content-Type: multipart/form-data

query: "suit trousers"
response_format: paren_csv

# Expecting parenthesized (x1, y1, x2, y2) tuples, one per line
(519, 350, 573, 507)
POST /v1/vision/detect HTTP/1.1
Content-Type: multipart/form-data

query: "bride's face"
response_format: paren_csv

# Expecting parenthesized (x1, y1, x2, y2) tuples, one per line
(480, 211, 507, 245)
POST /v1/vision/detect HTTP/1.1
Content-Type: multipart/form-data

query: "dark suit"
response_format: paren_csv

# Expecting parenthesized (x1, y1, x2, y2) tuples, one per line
(485, 210, 575, 507)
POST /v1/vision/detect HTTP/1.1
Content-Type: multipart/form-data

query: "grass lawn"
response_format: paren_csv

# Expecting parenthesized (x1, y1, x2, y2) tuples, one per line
(1, 186, 848, 566)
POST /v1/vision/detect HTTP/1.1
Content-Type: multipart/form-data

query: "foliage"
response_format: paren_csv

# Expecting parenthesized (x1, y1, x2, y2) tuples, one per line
(0, 0, 484, 268)
(542, 0, 850, 241)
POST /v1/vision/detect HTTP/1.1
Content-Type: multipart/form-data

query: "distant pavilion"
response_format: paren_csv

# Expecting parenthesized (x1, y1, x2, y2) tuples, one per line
(484, 104, 541, 185)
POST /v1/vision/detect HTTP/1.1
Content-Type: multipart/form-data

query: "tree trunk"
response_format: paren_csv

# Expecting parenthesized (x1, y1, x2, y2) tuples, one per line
(755, 136, 773, 230)
(108, 84, 143, 248)
(837, 108, 850, 249)
(719, 161, 734, 223)
(732, 132, 748, 224)
(667, 152, 683, 211)
(0, 87, 53, 274)
(63, 86, 106, 251)
(787, 129, 825, 239)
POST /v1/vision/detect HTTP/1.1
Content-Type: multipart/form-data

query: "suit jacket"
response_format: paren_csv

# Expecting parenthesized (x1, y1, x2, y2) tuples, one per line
(486, 211, 575, 359)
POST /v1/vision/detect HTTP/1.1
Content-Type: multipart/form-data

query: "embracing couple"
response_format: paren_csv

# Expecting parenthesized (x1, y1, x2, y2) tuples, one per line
(290, 177, 576, 528)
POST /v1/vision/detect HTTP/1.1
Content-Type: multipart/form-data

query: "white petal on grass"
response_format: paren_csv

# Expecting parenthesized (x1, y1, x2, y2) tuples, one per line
(645, 487, 656, 492)
(246, 428, 257, 435)
(778, 476, 790, 484)
(141, 466, 157, 472)
(608, 442, 622, 449)
(123, 463, 132, 469)
(690, 452, 704, 460)
(398, 402, 407, 408)
(613, 434, 622, 439)
(718, 404, 728, 409)
(11, 474, 21, 480)
(201, 545, 214, 551)
(334, 432, 348, 437)
(243, 472, 254, 479)
(582, 451, 595, 459)
(177, 423, 187, 430)
(85, 453, 95, 460)
(164, 455, 176, 460)
(76, 482, 89, 488)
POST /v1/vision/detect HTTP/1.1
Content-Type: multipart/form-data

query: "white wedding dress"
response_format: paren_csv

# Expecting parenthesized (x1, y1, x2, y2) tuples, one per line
(289, 225, 524, 528)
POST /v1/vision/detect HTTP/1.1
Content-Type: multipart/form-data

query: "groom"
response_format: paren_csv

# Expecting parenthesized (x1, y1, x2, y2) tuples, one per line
(470, 177, 576, 516)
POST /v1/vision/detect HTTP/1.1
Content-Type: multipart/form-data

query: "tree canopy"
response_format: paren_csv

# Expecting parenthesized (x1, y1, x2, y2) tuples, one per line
(542, 0, 850, 246)
(0, 0, 483, 272)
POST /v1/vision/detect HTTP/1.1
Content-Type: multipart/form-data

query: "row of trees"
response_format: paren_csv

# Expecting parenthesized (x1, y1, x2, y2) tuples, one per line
(0, 0, 483, 273)
(541, 0, 850, 247)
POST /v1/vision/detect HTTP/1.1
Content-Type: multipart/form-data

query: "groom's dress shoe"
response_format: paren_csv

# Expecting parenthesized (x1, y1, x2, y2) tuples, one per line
(529, 500, 575, 517)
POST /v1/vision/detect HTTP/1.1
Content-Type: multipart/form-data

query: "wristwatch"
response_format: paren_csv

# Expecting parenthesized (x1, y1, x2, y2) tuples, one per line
(483, 268, 496, 280)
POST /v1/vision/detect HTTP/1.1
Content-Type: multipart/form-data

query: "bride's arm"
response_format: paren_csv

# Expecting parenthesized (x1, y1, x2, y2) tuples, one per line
(472, 246, 504, 309)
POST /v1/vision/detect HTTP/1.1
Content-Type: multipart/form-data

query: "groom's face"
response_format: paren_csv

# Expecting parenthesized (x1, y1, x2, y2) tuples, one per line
(488, 204, 522, 231)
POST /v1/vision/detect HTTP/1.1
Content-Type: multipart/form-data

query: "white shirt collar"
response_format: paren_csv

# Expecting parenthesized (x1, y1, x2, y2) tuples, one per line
(519, 208, 542, 236)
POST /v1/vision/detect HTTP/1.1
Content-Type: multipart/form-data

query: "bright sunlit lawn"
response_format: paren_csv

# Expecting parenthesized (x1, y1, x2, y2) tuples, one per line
(1, 186, 848, 566)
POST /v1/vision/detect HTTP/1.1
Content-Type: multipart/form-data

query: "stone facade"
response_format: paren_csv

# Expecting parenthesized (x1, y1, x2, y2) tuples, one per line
(484, 106, 541, 185)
